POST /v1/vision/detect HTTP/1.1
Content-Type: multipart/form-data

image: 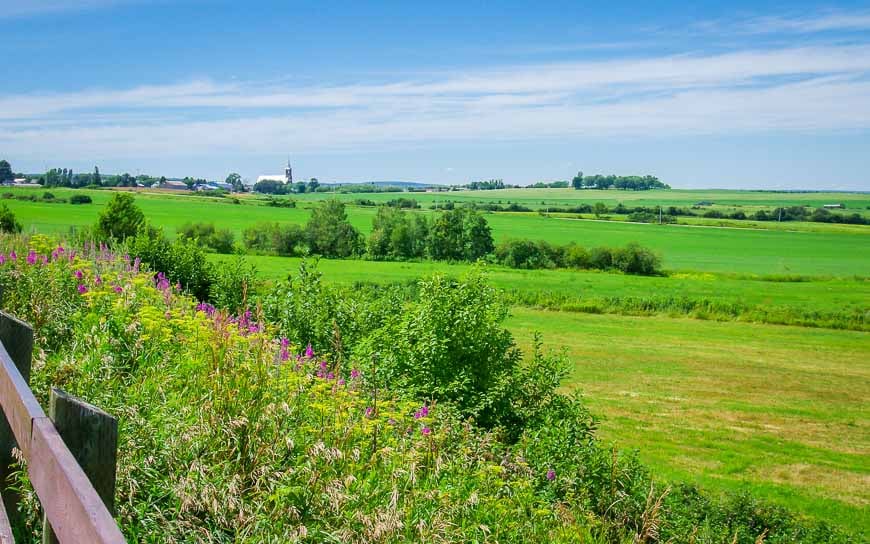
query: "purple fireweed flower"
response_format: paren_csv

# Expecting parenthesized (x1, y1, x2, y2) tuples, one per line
(40, 255, 48, 265)
(365, 407, 374, 418)
(326, 372, 335, 380)
(8, 251, 16, 261)
(304, 344, 314, 358)
(388, 418, 397, 425)
(337, 378, 346, 386)
(546, 469, 556, 481)
(26, 251, 36, 265)
(77, 284, 88, 294)
(350, 368, 360, 379)
(74, 269, 83, 280)
(421, 427, 432, 436)
(113, 285, 123, 294)
(319, 361, 328, 370)
(0, 255, 6, 265)
(132, 257, 141, 272)
(94, 275, 102, 286)
(280, 337, 290, 348)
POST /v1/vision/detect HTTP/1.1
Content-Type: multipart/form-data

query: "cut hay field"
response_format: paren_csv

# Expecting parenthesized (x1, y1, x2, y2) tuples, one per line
(4, 187, 870, 276)
(507, 308, 870, 532)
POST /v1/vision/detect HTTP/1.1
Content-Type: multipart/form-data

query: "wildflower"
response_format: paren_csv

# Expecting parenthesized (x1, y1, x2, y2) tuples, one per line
(350, 368, 360, 379)
(304, 344, 314, 358)
(26, 251, 36, 265)
(77, 284, 88, 294)
(113, 285, 123, 294)
(421, 427, 432, 436)
(75, 270, 83, 280)
(337, 378, 346, 386)
(0, 255, 6, 265)
(8, 251, 16, 261)
(365, 407, 374, 418)
(414, 404, 430, 419)
(326, 372, 335, 380)
(546, 469, 556, 481)
(94, 275, 102, 286)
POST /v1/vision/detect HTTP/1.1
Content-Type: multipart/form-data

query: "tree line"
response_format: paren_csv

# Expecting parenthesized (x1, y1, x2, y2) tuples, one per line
(571, 172, 669, 190)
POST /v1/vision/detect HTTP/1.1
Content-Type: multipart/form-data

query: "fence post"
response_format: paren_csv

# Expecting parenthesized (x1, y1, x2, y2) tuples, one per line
(0, 312, 34, 533)
(41, 389, 118, 544)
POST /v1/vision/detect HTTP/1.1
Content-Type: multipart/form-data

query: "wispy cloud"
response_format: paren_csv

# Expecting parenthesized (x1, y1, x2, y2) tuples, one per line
(2, 42, 869, 159)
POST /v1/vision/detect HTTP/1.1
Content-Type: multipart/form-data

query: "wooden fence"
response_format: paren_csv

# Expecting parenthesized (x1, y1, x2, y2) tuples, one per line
(0, 312, 125, 543)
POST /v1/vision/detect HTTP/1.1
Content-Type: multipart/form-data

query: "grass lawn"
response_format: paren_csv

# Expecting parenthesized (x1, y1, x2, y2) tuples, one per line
(507, 307, 870, 533)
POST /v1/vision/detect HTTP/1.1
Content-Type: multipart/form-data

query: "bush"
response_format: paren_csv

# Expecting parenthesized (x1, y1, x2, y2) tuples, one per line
(95, 193, 144, 241)
(42, 191, 55, 200)
(242, 222, 305, 256)
(128, 229, 213, 300)
(0, 204, 22, 233)
(177, 222, 235, 254)
(70, 194, 93, 204)
(355, 270, 526, 434)
(611, 242, 661, 275)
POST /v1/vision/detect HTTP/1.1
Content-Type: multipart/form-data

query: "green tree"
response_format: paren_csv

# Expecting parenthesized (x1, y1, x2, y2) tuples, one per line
(0, 204, 22, 233)
(0, 160, 14, 183)
(226, 172, 244, 192)
(306, 200, 362, 257)
(93, 166, 102, 186)
(96, 193, 145, 241)
(465, 211, 494, 260)
(593, 202, 607, 217)
(571, 171, 584, 190)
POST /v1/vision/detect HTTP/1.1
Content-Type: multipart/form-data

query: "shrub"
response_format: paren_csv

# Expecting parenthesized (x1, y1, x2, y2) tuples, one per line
(42, 191, 55, 200)
(588, 246, 613, 269)
(355, 269, 526, 433)
(95, 193, 144, 241)
(177, 222, 235, 254)
(0, 204, 22, 233)
(242, 222, 305, 256)
(70, 194, 93, 204)
(611, 242, 661, 275)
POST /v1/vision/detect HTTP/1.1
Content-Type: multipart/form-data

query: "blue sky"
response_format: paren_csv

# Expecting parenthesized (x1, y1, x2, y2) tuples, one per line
(2, 0, 870, 189)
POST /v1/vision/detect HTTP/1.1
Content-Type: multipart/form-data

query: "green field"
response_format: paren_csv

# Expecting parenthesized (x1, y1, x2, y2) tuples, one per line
(5, 186, 870, 276)
(6, 185, 870, 531)
(211, 254, 869, 325)
(508, 308, 869, 532)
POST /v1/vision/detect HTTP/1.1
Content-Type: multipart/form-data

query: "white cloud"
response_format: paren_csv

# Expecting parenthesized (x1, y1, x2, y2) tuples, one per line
(2, 43, 869, 159)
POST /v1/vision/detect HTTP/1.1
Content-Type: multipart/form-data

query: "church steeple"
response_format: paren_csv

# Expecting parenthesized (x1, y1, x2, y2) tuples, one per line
(284, 157, 293, 184)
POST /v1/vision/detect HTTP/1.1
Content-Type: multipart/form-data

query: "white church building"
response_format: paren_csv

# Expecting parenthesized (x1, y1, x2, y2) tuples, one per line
(256, 159, 293, 185)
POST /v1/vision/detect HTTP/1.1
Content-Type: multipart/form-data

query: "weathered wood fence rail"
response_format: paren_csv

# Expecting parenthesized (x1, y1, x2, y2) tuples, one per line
(0, 312, 125, 543)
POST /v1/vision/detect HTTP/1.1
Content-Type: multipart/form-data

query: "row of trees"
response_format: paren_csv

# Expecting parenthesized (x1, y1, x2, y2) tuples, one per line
(571, 172, 669, 190)
(253, 178, 320, 194)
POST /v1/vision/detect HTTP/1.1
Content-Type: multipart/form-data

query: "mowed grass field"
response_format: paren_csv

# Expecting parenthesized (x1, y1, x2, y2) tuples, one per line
(4, 186, 870, 276)
(507, 308, 870, 532)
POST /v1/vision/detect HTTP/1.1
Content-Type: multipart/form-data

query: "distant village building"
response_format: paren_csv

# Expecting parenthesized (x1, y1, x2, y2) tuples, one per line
(256, 158, 294, 185)
(160, 180, 189, 191)
(822, 203, 845, 209)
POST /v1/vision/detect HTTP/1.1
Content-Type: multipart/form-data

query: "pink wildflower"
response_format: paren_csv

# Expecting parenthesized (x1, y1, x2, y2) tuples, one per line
(75, 269, 83, 280)
(350, 368, 360, 379)
(26, 251, 36, 265)
(8, 251, 16, 261)
(421, 427, 432, 436)
(77, 284, 88, 294)
(546, 469, 556, 481)
(304, 344, 314, 358)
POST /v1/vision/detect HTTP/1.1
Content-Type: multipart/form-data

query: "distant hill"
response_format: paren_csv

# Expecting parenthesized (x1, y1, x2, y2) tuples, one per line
(323, 181, 437, 188)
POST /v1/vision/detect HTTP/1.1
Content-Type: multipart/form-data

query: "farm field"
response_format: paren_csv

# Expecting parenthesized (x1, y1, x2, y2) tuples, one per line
(210, 253, 869, 326)
(5, 186, 870, 276)
(6, 185, 870, 534)
(507, 308, 870, 532)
